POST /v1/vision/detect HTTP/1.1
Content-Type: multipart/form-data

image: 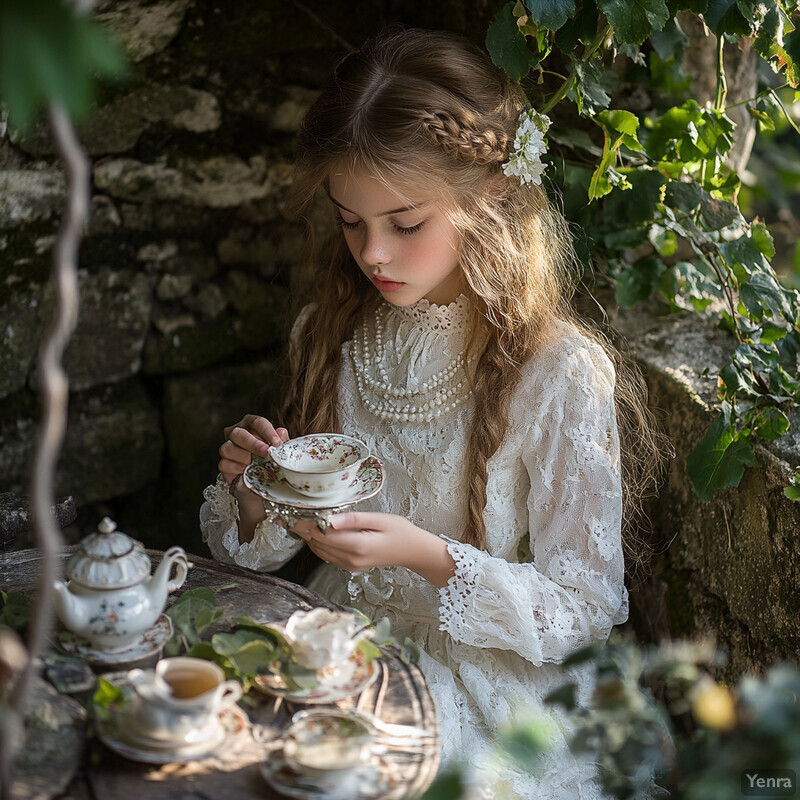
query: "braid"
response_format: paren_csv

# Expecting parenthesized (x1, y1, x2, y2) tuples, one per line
(420, 111, 510, 166)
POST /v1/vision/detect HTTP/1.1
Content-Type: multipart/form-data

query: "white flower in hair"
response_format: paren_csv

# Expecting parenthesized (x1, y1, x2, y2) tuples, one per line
(502, 109, 551, 186)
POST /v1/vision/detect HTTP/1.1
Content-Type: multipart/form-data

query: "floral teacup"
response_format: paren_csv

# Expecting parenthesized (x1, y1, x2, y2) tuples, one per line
(127, 657, 242, 743)
(283, 709, 373, 781)
(268, 434, 370, 499)
(264, 608, 373, 686)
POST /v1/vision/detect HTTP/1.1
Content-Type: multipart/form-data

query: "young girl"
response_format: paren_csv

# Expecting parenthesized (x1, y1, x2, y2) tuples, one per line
(200, 26, 664, 799)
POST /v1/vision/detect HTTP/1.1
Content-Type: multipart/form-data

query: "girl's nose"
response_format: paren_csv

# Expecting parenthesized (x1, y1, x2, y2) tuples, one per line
(360, 231, 390, 267)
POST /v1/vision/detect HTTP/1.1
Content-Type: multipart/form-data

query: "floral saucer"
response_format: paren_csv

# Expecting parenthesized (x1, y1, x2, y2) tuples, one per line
(260, 750, 394, 800)
(252, 657, 379, 704)
(56, 613, 172, 666)
(244, 454, 384, 531)
(244, 455, 384, 510)
(94, 671, 248, 764)
(97, 705, 246, 764)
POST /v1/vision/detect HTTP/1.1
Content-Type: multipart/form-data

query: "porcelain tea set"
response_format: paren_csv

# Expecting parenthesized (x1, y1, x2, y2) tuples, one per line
(53, 516, 188, 663)
(50, 436, 428, 784)
(244, 433, 385, 531)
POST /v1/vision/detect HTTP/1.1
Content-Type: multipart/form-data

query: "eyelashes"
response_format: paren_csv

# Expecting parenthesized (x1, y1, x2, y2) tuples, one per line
(335, 213, 425, 236)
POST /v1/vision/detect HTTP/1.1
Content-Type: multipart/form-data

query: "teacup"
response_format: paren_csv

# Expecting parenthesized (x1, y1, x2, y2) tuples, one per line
(264, 608, 373, 688)
(268, 433, 370, 499)
(283, 710, 372, 781)
(127, 657, 242, 743)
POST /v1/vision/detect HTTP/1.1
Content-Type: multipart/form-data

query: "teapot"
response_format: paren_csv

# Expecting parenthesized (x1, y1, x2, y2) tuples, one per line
(53, 517, 189, 651)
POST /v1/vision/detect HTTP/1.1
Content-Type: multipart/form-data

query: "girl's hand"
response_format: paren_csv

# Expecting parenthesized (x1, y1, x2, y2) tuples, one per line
(218, 414, 289, 484)
(293, 512, 456, 588)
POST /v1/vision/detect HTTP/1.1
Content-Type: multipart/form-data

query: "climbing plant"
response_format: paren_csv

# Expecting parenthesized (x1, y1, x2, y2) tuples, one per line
(486, 0, 800, 501)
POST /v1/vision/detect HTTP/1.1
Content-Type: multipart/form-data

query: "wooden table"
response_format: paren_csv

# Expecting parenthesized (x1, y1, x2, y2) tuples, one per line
(2, 548, 440, 800)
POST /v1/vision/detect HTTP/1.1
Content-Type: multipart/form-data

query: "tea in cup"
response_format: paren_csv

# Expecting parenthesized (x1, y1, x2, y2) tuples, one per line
(283, 710, 372, 781)
(268, 433, 370, 498)
(127, 656, 242, 743)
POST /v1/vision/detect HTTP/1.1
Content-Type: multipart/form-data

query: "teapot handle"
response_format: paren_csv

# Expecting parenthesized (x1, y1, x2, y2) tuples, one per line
(164, 546, 190, 593)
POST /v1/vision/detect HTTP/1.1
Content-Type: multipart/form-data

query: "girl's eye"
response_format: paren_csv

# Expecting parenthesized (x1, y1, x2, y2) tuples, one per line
(335, 212, 361, 231)
(394, 221, 425, 236)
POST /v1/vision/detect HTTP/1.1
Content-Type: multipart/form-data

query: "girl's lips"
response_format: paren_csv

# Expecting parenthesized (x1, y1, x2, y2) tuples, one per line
(371, 275, 405, 292)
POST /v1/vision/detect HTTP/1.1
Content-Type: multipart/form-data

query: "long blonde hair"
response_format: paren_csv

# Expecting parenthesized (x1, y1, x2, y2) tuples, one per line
(283, 27, 668, 557)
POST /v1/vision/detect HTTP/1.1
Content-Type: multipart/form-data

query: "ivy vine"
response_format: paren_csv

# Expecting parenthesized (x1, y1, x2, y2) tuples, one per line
(486, 0, 800, 501)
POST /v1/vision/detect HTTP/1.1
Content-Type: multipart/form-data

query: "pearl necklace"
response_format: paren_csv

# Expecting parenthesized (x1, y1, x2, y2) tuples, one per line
(351, 306, 474, 423)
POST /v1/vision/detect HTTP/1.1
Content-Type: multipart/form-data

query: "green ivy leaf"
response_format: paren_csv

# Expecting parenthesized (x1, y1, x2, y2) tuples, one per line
(686, 406, 759, 500)
(614, 258, 665, 307)
(524, 0, 577, 30)
(0, 592, 32, 631)
(555, 0, 599, 50)
(751, 221, 776, 259)
(719, 235, 771, 281)
(752, 407, 790, 440)
(644, 100, 703, 160)
(568, 57, 617, 115)
(0, 0, 128, 133)
(357, 638, 383, 664)
(420, 770, 466, 800)
(92, 676, 125, 721)
(783, 27, 800, 88)
(165, 587, 221, 651)
(668, 0, 707, 11)
(604, 169, 667, 225)
(487, 2, 539, 81)
(665, 180, 702, 214)
(699, 194, 740, 230)
(497, 718, 551, 769)
(784, 486, 800, 501)
(545, 683, 578, 710)
(595, 109, 640, 139)
(649, 17, 690, 60)
(596, 0, 669, 45)
(739, 272, 792, 322)
(704, 0, 752, 36)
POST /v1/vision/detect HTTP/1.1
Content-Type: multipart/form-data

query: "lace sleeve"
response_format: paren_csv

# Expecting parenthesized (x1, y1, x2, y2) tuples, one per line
(437, 335, 628, 666)
(199, 475, 304, 572)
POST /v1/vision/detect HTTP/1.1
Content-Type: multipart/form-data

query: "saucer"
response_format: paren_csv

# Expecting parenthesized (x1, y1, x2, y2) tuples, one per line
(94, 673, 248, 764)
(98, 705, 246, 763)
(253, 657, 378, 704)
(244, 454, 384, 510)
(260, 749, 394, 800)
(56, 614, 172, 665)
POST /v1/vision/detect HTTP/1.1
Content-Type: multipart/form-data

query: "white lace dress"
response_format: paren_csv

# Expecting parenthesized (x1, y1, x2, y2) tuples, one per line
(200, 296, 628, 799)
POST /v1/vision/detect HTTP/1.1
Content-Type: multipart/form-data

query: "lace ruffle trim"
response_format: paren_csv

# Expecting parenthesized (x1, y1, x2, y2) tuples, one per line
(390, 294, 470, 332)
(437, 536, 484, 640)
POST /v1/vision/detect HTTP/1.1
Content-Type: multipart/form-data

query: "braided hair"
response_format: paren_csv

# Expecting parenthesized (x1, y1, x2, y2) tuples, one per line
(283, 27, 667, 556)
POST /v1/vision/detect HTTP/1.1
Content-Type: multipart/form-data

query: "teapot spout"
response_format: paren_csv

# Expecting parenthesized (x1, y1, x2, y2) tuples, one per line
(53, 580, 89, 632)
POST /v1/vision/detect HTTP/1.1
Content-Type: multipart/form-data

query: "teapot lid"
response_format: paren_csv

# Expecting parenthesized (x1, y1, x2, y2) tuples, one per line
(66, 517, 151, 590)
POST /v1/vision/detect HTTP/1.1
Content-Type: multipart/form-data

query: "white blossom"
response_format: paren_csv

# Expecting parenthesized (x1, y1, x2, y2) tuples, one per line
(502, 109, 551, 186)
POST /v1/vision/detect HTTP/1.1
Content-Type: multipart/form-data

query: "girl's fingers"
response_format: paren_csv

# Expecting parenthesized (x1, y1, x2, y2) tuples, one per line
(218, 460, 244, 483)
(219, 439, 253, 464)
(327, 511, 386, 531)
(223, 415, 288, 449)
(226, 426, 271, 457)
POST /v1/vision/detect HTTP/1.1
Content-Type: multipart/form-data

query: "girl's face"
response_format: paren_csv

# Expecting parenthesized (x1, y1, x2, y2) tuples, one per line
(328, 167, 464, 306)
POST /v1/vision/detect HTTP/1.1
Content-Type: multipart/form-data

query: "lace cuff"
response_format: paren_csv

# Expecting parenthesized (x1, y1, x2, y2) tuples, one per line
(437, 536, 625, 667)
(199, 475, 303, 572)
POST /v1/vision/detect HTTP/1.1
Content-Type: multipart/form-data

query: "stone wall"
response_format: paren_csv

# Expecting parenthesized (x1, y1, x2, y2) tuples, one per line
(609, 300, 800, 680)
(0, 0, 500, 550)
(2, 0, 799, 678)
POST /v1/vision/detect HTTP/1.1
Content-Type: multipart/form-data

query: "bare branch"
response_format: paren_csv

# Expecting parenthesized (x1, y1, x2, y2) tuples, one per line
(0, 104, 88, 800)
